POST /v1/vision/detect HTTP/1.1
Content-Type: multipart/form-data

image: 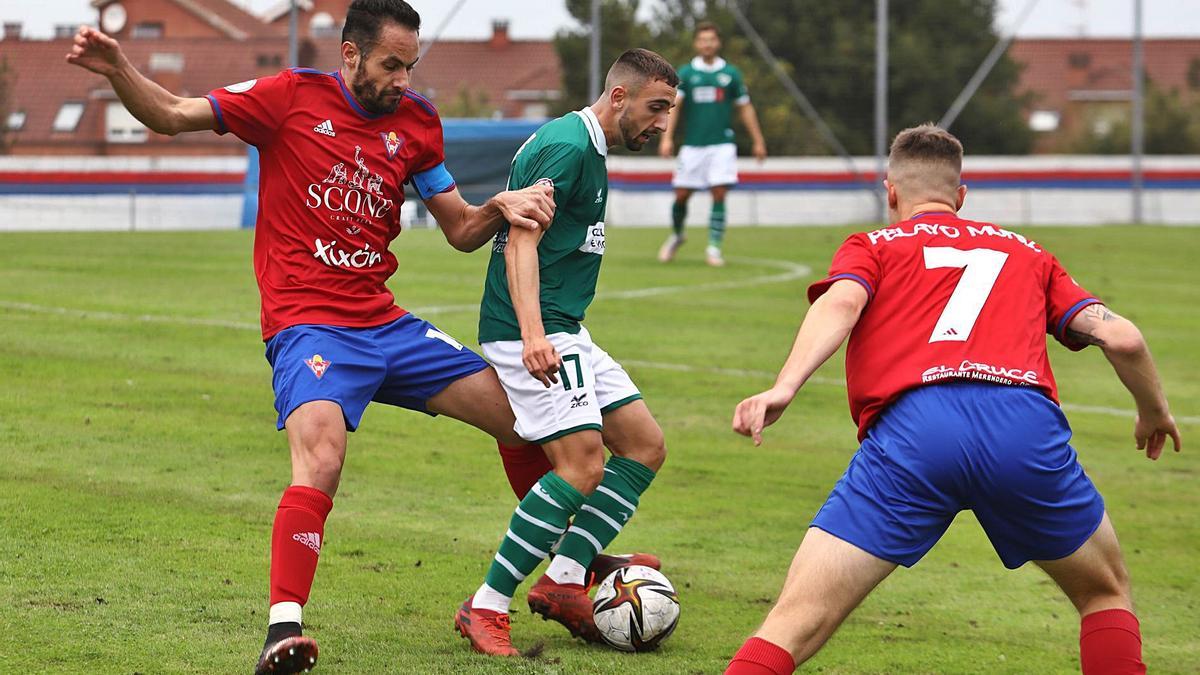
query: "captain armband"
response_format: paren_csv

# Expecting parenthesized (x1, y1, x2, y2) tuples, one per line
(411, 162, 457, 200)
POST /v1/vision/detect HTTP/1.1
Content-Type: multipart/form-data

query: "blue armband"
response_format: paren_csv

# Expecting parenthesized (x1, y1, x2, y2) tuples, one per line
(411, 162, 456, 200)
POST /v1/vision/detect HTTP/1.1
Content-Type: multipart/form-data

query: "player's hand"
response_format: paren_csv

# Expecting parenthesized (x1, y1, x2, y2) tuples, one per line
(752, 139, 767, 162)
(495, 184, 555, 232)
(522, 335, 561, 388)
(732, 385, 795, 446)
(65, 26, 126, 77)
(1134, 409, 1182, 460)
(657, 137, 675, 158)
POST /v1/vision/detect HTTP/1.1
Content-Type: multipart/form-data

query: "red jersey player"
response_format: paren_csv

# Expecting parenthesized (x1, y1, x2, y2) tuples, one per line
(725, 125, 1181, 675)
(67, 2, 561, 673)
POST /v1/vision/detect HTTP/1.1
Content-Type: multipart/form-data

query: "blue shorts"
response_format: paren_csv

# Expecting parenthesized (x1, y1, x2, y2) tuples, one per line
(812, 382, 1105, 569)
(264, 314, 489, 431)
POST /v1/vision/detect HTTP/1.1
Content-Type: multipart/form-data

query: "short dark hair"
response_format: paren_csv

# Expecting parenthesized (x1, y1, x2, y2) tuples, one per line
(694, 21, 720, 38)
(605, 48, 680, 92)
(889, 123, 963, 171)
(342, 0, 421, 56)
(888, 123, 964, 200)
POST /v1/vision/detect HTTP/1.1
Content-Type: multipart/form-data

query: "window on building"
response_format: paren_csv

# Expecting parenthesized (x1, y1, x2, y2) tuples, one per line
(309, 12, 339, 39)
(257, 53, 282, 68)
(52, 102, 85, 132)
(1028, 110, 1060, 132)
(106, 102, 147, 143)
(6, 110, 25, 131)
(149, 52, 184, 72)
(1068, 52, 1091, 69)
(131, 22, 164, 39)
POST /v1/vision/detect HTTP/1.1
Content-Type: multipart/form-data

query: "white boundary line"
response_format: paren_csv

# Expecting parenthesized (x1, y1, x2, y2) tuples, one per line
(3, 256, 1194, 426)
(408, 255, 812, 315)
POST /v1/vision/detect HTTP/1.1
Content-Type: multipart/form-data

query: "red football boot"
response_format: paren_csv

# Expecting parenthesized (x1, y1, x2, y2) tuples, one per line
(526, 574, 604, 643)
(254, 635, 318, 674)
(454, 596, 519, 657)
(586, 552, 662, 588)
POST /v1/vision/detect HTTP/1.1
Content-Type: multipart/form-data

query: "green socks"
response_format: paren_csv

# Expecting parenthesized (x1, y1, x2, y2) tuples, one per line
(555, 456, 656, 571)
(482, 472, 584, 599)
(671, 201, 687, 237)
(708, 201, 727, 248)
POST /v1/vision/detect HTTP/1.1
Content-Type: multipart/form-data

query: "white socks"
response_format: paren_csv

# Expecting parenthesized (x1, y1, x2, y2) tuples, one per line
(472, 582, 513, 614)
(545, 555, 587, 586)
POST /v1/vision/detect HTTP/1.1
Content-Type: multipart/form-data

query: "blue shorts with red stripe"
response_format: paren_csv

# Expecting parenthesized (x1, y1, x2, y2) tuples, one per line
(812, 381, 1105, 569)
(264, 314, 489, 431)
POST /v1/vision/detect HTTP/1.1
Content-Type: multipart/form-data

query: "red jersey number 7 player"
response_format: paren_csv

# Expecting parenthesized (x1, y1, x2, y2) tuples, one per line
(68, 2, 556, 674)
(726, 125, 1181, 675)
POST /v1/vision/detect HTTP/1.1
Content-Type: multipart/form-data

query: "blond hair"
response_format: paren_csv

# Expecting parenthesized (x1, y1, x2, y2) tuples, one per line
(887, 124, 963, 204)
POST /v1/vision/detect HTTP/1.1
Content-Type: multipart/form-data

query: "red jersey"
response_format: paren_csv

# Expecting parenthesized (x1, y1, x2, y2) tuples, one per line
(807, 212, 1100, 440)
(206, 68, 449, 340)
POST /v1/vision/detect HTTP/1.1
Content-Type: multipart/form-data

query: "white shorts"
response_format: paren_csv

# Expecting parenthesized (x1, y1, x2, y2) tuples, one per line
(672, 142, 739, 190)
(482, 327, 642, 444)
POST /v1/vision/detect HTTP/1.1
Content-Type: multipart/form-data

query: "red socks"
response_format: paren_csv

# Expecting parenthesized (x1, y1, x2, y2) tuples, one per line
(1080, 608, 1146, 675)
(496, 441, 553, 499)
(726, 637, 795, 675)
(269, 485, 334, 608)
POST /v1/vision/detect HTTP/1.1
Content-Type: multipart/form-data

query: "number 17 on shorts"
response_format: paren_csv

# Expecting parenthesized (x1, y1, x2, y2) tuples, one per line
(482, 327, 641, 444)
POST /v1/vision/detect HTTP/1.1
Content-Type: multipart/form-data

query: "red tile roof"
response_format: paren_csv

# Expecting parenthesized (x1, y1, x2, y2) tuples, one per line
(1010, 38, 1200, 111)
(1, 37, 292, 153)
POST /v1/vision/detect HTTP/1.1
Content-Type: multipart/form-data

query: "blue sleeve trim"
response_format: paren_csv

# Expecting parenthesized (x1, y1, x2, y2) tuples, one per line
(412, 162, 456, 200)
(1055, 297, 1102, 343)
(205, 94, 227, 134)
(828, 273, 874, 299)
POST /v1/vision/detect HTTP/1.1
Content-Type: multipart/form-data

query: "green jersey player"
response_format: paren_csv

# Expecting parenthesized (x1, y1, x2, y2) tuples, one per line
(658, 21, 767, 267)
(455, 49, 679, 656)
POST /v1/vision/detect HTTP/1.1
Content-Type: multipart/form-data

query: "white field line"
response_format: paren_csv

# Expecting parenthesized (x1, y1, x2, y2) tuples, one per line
(409, 255, 813, 315)
(3, 253, 1194, 427)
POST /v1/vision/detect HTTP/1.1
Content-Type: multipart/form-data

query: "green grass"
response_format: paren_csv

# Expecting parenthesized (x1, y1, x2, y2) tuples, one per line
(0, 225, 1196, 674)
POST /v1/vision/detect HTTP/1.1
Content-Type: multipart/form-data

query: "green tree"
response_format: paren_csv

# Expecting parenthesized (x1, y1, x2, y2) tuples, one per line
(438, 85, 494, 118)
(553, 0, 654, 117)
(630, 0, 1032, 155)
(1070, 79, 1200, 154)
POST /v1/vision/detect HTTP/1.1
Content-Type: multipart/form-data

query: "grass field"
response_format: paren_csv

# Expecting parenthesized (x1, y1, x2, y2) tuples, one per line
(0, 224, 1196, 674)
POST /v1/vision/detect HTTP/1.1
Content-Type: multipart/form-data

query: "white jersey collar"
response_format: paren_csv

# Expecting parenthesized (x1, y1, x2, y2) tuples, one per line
(572, 106, 608, 157)
(690, 56, 727, 73)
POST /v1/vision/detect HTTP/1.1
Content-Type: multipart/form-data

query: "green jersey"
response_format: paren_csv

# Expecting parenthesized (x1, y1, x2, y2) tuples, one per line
(478, 108, 609, 343)
(676, 56, 749, 147)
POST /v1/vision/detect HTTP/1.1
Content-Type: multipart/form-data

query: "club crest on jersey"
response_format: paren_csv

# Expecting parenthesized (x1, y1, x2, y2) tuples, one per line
(381, 131, 403, 160)
(305, 354, 332, 379)
(534, 177, 555, 189)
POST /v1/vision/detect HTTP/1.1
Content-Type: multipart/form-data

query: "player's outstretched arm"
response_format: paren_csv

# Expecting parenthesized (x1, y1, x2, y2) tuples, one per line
(65, 26, 214, 135)
(732, 279, 868, 445)
(1066, 304, 1182, 459)
(503, 224, 559, 388)
(425, 184, 554, 252)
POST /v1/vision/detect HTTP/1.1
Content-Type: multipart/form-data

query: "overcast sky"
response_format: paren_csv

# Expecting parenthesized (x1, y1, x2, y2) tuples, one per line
(0, 0, 1194, 40)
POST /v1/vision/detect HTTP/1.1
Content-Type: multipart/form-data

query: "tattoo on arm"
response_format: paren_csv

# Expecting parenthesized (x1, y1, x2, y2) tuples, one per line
(1081, 304, 1120, 322)
(1066, 327, 1106, 346)
(1066, 303, 1120, 346)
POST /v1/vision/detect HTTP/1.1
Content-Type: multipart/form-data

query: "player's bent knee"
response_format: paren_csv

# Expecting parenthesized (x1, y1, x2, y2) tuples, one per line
(554, 452, 606, 495)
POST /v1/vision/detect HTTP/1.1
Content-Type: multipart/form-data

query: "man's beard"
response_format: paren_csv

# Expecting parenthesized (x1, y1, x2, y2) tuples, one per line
(618, 110, 653, 151)
(351, 61, 401, 115)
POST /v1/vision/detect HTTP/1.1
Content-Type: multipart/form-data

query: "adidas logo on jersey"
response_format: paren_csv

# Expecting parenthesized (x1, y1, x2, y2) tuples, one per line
(313, 119, 336, 137)
(292, 531, 322, 554)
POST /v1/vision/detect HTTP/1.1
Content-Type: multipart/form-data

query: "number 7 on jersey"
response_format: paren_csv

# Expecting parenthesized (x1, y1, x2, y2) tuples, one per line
(923, 246, 1010, 343)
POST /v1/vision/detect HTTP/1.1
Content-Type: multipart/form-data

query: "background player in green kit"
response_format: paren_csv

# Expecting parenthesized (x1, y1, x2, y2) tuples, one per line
(658, 21, 767, 267)
(454, 49, 680, 656)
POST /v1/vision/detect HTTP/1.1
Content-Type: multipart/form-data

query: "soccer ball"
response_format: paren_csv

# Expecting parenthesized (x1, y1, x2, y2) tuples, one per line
(592, 565, 680, 652)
